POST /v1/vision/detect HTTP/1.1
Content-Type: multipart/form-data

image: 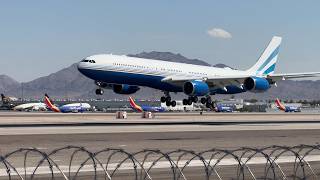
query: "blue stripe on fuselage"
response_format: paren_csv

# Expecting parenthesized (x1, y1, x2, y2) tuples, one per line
(79, 68, 247, 95)
(79, 68, 182, 92)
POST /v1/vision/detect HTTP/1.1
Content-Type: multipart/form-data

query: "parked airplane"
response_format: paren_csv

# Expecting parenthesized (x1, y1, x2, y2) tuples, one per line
(129, 97, 166, 112)
(13, 102, 47, 111)
(78, 36, 320, 108)
(275, 98, 301, 112)
(0, 94, 16, 110)
(1, 94, 18, 102)
(44, 94, 91, 113)
(215, 104, 234, 112)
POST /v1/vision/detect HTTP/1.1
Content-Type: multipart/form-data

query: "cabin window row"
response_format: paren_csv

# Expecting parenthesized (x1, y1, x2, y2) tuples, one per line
(112, 63, 207, 75)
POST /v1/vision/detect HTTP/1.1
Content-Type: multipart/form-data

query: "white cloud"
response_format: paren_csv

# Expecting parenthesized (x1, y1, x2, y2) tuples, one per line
(207, 28, 232, 39)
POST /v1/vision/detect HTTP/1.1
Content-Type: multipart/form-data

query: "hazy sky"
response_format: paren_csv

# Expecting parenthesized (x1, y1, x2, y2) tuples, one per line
(1, 0, 320, 82)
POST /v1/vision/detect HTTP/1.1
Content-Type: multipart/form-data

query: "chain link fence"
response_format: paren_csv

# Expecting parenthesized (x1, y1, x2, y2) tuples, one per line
(0, 144, 320, 179)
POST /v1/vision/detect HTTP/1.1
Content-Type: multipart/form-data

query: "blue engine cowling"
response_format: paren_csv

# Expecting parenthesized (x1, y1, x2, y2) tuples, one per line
(183, 80, 210, 96)
(113, 84, 140, 94)
(244, 77, 270, 92)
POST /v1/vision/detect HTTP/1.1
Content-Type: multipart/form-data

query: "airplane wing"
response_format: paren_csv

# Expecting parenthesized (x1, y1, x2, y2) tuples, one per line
(162, 75, 250, 89)
(268, 72, 320, 81)
(162, 72, 320, 88)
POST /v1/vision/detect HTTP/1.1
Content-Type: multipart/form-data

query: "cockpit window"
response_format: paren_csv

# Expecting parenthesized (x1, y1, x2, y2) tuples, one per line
(81, 59, 96, 63)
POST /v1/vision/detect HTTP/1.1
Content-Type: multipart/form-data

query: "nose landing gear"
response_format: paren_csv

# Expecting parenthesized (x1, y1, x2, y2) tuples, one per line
(95, 89, 104, 95)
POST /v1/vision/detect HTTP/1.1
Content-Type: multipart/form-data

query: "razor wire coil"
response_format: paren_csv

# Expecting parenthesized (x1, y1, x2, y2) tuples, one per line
(0, 144, 320, 179)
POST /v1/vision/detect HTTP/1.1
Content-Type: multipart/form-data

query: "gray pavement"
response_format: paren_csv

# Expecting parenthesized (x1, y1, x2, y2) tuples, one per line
(0, 112, 320, 179)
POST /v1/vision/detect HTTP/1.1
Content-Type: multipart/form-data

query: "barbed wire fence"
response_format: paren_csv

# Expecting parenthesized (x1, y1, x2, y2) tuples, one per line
(0, 144, 320, 179)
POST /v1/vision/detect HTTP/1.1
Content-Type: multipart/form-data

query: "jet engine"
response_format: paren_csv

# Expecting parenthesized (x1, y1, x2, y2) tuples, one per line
(183, 80, 210, 96)
(244, 77, 270, 92)
(113, 84, 140, 94)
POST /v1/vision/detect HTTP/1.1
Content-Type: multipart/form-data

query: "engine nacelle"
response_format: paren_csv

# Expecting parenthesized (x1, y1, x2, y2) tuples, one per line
(113, 84, 140, 94)
(244, 77, 270, 92)
(183, 80, 210, 96)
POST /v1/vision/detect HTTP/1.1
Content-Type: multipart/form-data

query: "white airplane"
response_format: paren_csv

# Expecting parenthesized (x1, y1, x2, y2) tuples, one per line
(77, 36, 320, 108)
(13, 103, 47, 111)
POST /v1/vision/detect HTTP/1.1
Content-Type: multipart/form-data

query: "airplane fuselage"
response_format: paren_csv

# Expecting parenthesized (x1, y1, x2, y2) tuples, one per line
(77, 37, 320, 108)
(78, 54, 247, 94)
(59, 103, 91, 113)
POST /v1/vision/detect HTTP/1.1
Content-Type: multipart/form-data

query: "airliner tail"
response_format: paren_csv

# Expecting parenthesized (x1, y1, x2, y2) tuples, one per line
(129, 97, 143, 112)
(1, 94, 5, 101)
(275, 98, 286, 111)
(247, 36, 282, 76)
(44, 94, 61, 112)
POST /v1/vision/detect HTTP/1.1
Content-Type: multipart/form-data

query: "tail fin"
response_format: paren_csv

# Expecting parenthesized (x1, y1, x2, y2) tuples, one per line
(275, 98, 286, 111)
(247, 36, 282, 76)
(1, 94, 10, 103)
(129, 97, 143, 112)
(44, 94, 60, 112)
(1, 94, 5, 101)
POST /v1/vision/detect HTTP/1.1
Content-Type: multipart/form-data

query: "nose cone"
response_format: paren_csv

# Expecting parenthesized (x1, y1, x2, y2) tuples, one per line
(77, 59, 93, 79)
(77, 61, 86, 75)
(77, 61, 85, 71)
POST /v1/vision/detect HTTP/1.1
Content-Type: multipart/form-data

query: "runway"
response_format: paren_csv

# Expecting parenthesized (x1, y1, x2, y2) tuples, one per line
(1, 112, 320, 179)
(0, 112, 320, 151)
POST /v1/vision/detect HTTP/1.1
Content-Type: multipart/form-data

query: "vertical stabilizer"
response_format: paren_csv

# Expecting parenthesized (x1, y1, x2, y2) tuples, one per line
(247, 36, 282, 75)
(275, 98, 286, 111)
(44, 94, 61, 112)
(129, 97, 143, 112)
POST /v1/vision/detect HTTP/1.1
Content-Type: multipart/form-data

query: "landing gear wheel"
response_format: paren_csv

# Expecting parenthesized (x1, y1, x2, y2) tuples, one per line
(166, 101, 171, 107)
(160, 96, 166, 103)
(187, 99, 193, 105)
(95, 89, 104, 95)
(183, 99, 188, 105)
(200, 98, 207, 104)
(171, 101, 177, 107)
(165, 96, 171, 103)
(191, 96, 198, 103)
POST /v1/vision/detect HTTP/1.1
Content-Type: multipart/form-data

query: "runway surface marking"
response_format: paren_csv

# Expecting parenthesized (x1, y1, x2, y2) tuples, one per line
(1, 123, 320, 135)
(1, 155, 319, 176)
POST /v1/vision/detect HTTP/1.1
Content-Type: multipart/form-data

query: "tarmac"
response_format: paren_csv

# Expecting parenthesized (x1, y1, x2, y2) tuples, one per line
(0, 112, 320, 179)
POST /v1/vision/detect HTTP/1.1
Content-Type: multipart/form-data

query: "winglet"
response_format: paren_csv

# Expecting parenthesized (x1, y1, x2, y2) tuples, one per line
(44, 94, 61, 112)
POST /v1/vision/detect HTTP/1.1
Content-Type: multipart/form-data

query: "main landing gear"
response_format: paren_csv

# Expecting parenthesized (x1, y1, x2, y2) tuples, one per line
(182, 96, 198, 106)
(201, 96, 215, 109)
(183, 96, 215, 109)
(161, 92, 176, 107)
